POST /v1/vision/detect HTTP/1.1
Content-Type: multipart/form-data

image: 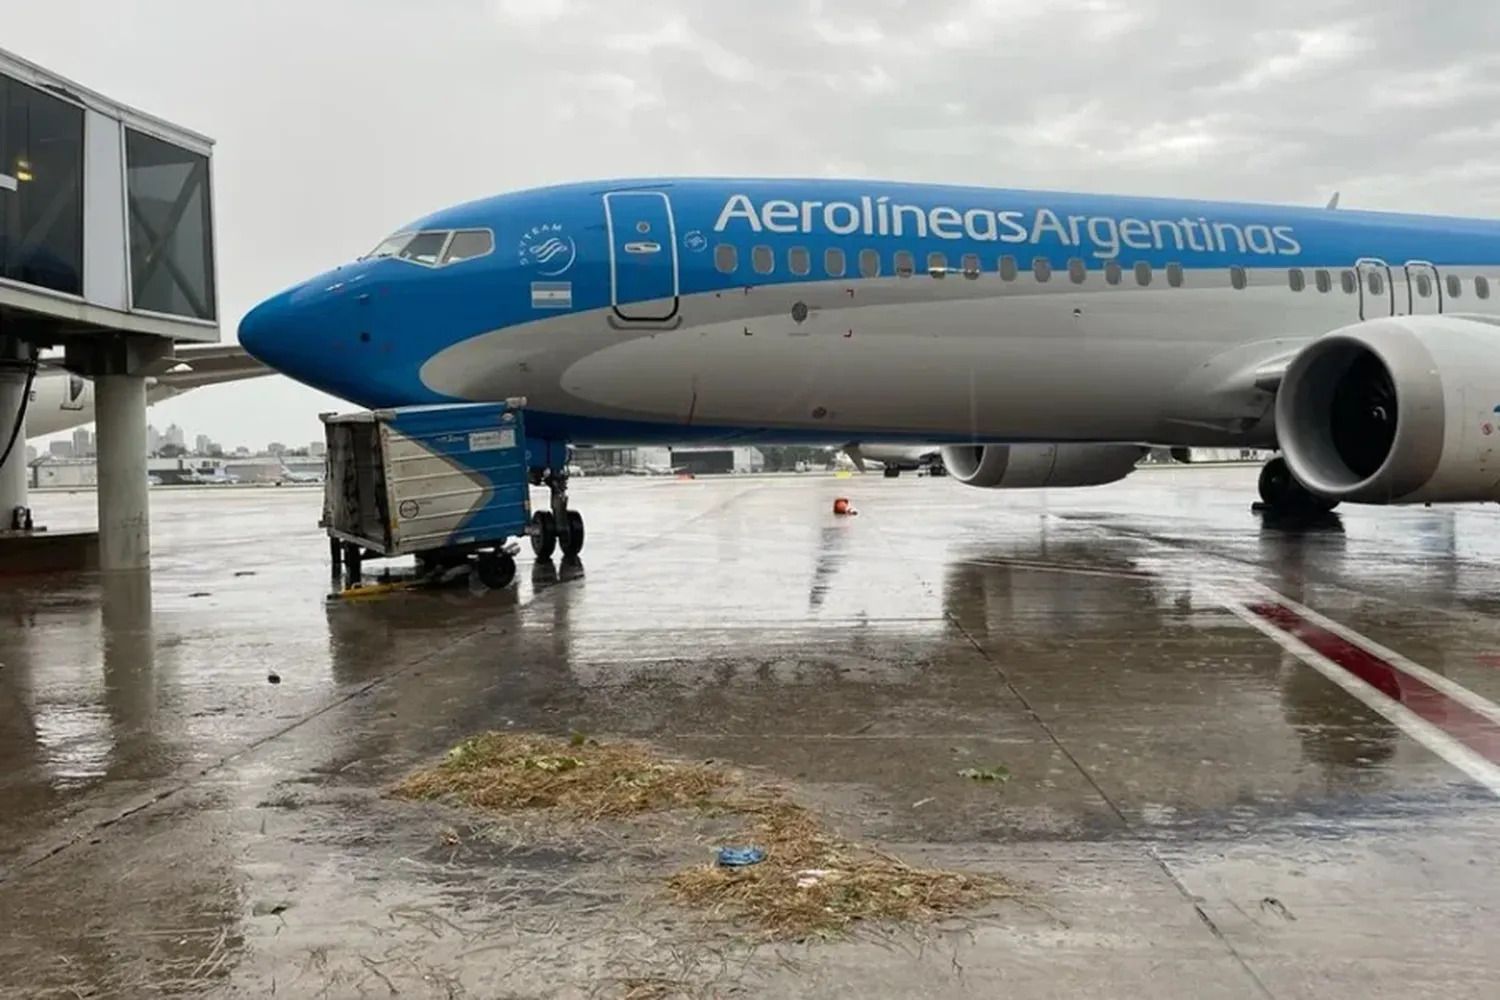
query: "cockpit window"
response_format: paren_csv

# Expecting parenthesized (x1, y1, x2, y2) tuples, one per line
(399, 231, 450, 266)
(441, 230, 494, 265)
(361, 232, 414, 260)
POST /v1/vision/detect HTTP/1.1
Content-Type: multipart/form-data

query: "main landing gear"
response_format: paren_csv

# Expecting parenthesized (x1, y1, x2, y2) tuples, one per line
(528, 467, 585, 561)
(1255, 455, 1339, 517)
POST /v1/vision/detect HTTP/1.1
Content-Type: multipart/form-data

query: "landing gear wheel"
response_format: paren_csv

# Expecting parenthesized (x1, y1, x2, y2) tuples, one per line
(1257, 456, 1338, 515)
(474, 550, 517, 589)
(883, 467, 900, 478)
(559, 509, 585, 558)
(530, 510, 557, 559)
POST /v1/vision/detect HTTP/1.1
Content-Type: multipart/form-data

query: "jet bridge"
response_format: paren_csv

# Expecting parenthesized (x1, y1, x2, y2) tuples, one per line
(0, 45, 220, 573)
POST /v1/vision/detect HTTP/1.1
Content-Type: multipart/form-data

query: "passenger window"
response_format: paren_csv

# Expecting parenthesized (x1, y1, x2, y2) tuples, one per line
(1447, 274, 1462, 298)
(961, 253, 980, 278)
(1166, 263, 1183, 287)
(1368, 271, 1384, 295)
(824, 247, 846, 277)
(441, 230, 493, 265)
(999, 255, 1017, 281)
(1230, 265, 1246, 290)
(894, 251, 915, 276)
(1068, 258, 1086, 284)
(788, 247, 811, 276)
(399, 231, 449, 265)
(927, 251, 947, 275)
(1032, 257, 1051, 282)
(1105, 261, 1122, 285)
(1479, 276, 1491, 299)
(752, 245, 774, 274)
(1314, 269, 1331, 293)
(714, 244, 737, 273)
(1340, 270, 1357, 294)
(1288, 268, 1305, 292)
(859, 249, 880, 277)
(1415, 273, 1431, 297)
(1134, 261, 1151, 286)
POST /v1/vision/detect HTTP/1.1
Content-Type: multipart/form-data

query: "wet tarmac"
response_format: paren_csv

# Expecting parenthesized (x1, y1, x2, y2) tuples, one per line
(3, 468, 1500, 998)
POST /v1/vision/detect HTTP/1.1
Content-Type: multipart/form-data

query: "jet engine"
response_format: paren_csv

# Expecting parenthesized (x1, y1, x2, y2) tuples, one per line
(1275, 314, 1500, 504)
(940, 443, 1146, 488)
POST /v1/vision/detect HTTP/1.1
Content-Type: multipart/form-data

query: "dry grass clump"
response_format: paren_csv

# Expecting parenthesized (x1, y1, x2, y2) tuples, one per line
(667, 794, 1022, 941)
(389, 731, 1026, 941)
(388, 731, 733, 820)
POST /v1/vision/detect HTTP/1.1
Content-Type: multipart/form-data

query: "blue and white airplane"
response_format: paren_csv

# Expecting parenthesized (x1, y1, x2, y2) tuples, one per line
(238, 177, 1500, 558)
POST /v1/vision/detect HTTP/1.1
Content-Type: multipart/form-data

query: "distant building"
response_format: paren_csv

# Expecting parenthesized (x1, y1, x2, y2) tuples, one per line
(71, 427, 94, 456)
(48, 440, 73, 458)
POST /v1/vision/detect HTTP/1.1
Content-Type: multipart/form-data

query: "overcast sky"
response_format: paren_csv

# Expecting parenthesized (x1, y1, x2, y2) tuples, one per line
(10, 0, 1499, 450)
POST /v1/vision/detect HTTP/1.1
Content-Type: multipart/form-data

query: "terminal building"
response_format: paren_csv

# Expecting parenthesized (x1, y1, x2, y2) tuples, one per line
(0, 46, 218, 571)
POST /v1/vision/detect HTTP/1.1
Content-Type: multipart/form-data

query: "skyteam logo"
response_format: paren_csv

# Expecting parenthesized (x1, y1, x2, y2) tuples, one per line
(712, 193, 1303, 259)
(518, 223, 577, 277)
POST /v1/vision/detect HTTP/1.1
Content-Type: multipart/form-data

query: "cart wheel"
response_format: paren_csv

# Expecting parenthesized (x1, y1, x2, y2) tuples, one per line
(560, 509, 585, 558)
(475, 551, 517, 589)
(530, 510, 557, 559)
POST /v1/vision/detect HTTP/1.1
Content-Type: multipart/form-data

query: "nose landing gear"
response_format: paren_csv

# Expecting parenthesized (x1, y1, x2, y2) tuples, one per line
(529, 468, 585, 560)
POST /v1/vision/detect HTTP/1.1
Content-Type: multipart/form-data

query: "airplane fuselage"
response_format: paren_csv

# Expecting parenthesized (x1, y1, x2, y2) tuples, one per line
(238, 177, 1500, 450)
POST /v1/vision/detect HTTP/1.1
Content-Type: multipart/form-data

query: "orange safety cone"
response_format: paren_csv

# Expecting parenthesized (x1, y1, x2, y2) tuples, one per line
(832, 497, 857, 515)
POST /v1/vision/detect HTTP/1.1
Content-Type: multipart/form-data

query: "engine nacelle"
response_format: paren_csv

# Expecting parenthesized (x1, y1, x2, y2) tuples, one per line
(940, 443, 1145, 488)
(1276, 315, 1500, 504)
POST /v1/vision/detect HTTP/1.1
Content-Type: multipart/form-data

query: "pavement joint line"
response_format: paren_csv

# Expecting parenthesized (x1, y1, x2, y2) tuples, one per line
(0, 482, 768, 886)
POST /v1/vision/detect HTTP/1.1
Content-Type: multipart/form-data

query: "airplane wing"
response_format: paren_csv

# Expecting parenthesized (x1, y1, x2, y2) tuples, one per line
(35, 343, 271, 389)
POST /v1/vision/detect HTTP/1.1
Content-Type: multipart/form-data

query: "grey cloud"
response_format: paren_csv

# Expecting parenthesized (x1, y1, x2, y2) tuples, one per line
(3, 0, 1497, 446)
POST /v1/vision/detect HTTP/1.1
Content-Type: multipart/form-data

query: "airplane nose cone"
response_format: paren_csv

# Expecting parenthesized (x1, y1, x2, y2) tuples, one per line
(237, 290, 295, 368)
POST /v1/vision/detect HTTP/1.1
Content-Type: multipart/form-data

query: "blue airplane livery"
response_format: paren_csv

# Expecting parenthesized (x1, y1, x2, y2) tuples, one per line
(237, 176, 1500, 559)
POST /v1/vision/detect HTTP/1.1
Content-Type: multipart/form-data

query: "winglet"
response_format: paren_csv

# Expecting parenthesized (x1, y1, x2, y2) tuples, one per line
(1326, 191, 1340, 210)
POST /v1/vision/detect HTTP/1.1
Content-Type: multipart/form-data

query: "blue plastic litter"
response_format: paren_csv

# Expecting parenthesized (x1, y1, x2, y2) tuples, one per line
(716, 847, 766, 867)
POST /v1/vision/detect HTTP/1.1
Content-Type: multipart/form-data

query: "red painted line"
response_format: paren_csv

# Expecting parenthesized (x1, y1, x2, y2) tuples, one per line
(1248, 602, 1500, 766)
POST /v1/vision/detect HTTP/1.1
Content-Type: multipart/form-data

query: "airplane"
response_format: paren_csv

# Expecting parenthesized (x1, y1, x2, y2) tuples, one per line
(23, 344, 271, 440)
(275, 461, 323, 484)
(236, 176, 1500, 561)
(843, 442, 946, 477)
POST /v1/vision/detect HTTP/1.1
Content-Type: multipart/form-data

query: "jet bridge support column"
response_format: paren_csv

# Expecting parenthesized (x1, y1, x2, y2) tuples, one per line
(0, 338, 33, 532)
(68, 335, 174, 572)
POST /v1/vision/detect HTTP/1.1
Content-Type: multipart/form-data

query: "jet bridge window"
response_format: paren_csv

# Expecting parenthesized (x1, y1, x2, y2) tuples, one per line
(1133, 261, 1151, 286)
(999, 255, 1018, 281)
(1032, 257, 1051, 282)
(858, 249, 880, 277)
(1287, 268, 1305, 292)
(0, 75, 85, 297)
(1446, 274, 1462, 298)
(1104, 261, 1122, 285)
(751, 245, 774, 274)
(399, 231, 450, 265)
(714, 244, 737, 273)
(1340, 270, 1357, 294)
(1068, 258, 1086, 284)
(894, 251, 915, 276)
(1166, 263, 1183, 287)
(788, 246, 811, 276)
(1229, 265, 1247, 289)
(1478, 276, 1491, 299)
(441, 229, 494, 265)
(824, 248, 846, 277)
(126, 126, 216, 319)
(1315, 269, 1332, 293)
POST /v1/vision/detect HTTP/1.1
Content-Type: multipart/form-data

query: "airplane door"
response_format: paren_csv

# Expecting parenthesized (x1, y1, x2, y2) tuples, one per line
(60, 374, 85, 411)
(1402, 260, 1443, 316)
(1355, 258, 1394, 320)
(603, 191, 680, 323)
